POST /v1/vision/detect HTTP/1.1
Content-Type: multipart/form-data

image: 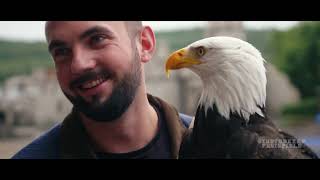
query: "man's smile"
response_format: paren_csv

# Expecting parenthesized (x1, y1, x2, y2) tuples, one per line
(71, 73, 113, 99)
(78, 75, 109, 90)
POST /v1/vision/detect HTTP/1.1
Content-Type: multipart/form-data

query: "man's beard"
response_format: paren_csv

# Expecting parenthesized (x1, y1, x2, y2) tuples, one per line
(63, 49, 141, 122)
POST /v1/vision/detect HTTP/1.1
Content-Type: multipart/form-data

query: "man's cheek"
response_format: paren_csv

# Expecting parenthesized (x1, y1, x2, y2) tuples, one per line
(58, 79, 74, 95)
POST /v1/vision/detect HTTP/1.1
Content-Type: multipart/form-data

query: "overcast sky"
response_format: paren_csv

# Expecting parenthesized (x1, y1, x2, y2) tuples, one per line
(0, 21, 299, 42)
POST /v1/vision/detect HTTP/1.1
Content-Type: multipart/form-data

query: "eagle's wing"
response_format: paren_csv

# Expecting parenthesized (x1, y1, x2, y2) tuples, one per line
(227, 122, 319, 159)
(179, 106, 319, 159)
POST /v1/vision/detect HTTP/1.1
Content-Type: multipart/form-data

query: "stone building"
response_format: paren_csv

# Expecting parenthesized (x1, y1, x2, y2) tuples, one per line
(0, 68, 72, 132)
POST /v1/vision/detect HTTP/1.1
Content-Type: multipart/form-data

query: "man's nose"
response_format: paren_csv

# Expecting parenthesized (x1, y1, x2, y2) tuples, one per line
(70, 48, 96, 75)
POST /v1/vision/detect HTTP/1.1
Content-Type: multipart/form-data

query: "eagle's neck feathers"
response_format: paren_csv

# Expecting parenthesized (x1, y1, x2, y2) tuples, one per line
(190, 46, 267, 122)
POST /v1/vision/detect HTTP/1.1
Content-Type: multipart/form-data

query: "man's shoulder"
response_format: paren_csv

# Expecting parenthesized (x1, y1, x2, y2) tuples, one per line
(148, 94, 193, 128)
(11, 123, 61, 159)
(11, 113, 193, 159)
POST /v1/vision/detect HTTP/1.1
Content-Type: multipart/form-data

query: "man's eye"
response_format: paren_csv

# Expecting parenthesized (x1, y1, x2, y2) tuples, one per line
(90, 34, 106, 45)
(52, 48, 71, 62)
(53, 48, 70, 57)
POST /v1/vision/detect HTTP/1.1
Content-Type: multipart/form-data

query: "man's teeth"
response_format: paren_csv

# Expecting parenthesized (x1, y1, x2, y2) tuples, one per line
(81, 77, 106, 89)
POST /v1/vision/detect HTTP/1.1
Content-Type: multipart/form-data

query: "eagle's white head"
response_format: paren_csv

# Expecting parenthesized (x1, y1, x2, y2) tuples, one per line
(165, 36, 267, 121)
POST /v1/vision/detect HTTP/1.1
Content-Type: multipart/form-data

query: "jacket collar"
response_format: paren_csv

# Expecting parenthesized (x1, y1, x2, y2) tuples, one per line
(60, 94, 187, 159)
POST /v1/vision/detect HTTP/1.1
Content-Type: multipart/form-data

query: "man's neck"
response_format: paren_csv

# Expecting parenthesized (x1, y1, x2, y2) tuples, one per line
(80, 89, 158, 154)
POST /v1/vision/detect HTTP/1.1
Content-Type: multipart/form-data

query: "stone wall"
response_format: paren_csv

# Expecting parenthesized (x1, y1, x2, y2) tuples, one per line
(0, 68, 72, 130)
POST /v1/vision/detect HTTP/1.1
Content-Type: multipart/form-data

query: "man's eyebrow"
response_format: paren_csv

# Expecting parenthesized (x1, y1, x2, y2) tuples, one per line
(47, 26, 115, 52)
(79, 26, 115, 40)
(48, 40, 67, 52)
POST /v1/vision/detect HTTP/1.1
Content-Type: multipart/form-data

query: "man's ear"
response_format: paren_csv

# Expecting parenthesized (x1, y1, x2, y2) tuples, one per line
(138, 26, 156, 63)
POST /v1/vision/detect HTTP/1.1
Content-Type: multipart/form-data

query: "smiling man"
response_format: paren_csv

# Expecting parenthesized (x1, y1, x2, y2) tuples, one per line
(12, 21, 192, 159)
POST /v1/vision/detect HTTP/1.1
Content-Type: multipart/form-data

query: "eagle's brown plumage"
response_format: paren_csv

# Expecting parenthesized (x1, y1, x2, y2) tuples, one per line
(179, 105, 318, 159)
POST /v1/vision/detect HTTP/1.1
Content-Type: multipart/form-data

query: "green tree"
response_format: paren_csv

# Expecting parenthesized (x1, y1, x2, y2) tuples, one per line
(270, 22, 320, 98)
(0, 40, 53, 83)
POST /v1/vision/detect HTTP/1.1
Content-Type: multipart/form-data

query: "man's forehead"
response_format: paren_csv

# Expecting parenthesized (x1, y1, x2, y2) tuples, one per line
(45, 21, 126, 40)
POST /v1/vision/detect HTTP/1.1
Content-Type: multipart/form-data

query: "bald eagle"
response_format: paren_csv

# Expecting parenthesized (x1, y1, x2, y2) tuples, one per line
(165, 36, 319, 159)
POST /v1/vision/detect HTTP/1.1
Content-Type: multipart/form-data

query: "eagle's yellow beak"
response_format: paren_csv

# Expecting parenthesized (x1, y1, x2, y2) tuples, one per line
(165, 48, 202, 78)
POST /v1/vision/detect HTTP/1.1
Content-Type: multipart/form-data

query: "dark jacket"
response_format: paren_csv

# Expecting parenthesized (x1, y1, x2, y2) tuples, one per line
(12, 94, 192, 159)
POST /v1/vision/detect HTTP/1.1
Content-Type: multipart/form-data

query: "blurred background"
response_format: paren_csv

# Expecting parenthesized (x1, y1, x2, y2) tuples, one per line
(0, 21, 319, 158)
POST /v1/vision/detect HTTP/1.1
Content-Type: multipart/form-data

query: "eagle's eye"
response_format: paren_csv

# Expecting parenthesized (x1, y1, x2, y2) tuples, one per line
(196, 46, 206, 57)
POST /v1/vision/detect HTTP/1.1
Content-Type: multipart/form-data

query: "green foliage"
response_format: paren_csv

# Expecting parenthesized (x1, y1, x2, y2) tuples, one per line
(245, 29, 275, 62)
(282, 97, 318, 116)
(0, 40, 53, 83)
(269, 22, 320, 98)
(0, 41, 50, 60)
